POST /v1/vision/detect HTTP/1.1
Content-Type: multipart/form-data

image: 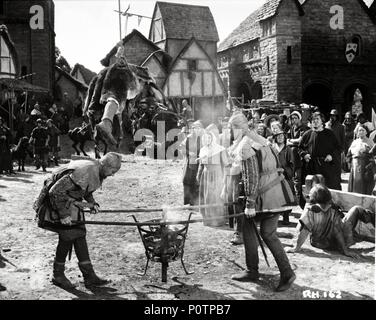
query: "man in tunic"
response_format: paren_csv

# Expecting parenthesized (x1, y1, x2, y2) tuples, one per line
(229, 112, 296, 292)
(179, 120, 203, 205)
(30, 119, 50, 171)
(46, 119, 61, 166)
(0, 116, 13, 175)
(299, 112, 342, 190)
(33, 152, 122, 289)
(287, 111, 309, 208)
(286, 184, 374, 257)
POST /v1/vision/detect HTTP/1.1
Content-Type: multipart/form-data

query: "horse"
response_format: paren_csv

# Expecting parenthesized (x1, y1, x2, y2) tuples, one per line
(11, 136, 33, 172)
(68, 122, 93, 157)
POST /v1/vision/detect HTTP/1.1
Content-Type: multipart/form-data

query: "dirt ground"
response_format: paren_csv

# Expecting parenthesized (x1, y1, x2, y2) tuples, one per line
(0, 132, 375, 301)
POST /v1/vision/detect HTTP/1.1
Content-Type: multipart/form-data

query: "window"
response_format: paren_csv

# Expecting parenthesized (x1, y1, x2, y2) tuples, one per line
(188, 59, 197, 71)
(0, 35, 16, 78)
(262, 19, 274, 37)
(266, 56, 270, 73)
(21, 66, 27, 77)
(287, 46, 292, 64)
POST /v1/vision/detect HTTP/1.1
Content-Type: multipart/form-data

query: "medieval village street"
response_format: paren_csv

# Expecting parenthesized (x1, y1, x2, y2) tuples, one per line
(0, 139, 374, 301)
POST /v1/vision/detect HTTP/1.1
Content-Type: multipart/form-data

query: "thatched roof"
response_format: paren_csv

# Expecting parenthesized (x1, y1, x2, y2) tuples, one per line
(152, 1, 219, 42)
(55, 66, 88, 91)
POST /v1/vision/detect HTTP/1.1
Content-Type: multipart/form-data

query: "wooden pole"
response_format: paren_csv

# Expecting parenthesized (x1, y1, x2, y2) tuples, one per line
(118, 0, 122, 40)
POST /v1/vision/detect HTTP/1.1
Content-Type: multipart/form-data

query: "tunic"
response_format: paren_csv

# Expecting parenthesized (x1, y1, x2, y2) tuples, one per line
(34, 159, 102, 240)
(31, 126, 49, 153)
(235, 136, 295, 213)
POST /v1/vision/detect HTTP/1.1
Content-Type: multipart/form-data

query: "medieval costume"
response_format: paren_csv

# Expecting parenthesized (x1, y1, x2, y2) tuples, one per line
(347, 127, 375, 195)
(289, 185, 375, 257)
(197, 124, 229, 227)
(47, 119, 61, 166)
(84, 45, 163, 146)
(30, 119, 49, 171)
(287, 111, 309, 208)
(272, 129, 296, 225)
(229, 112, 296, 292)
(0, 117, 13, 174)
(299, 113, 342, 190)
(223, 131, 244, 244)
(180, 120, 203, 205)
(33, 153, 122, 289)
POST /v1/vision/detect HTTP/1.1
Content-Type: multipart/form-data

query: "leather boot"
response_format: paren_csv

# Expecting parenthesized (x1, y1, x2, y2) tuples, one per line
(78, 262, 110, 287)
(52, 262, 76, 289)
(95, 101, 118, 145)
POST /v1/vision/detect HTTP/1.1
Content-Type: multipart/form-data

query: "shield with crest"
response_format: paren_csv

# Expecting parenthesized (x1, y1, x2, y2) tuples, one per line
(345, 43, 358, 63)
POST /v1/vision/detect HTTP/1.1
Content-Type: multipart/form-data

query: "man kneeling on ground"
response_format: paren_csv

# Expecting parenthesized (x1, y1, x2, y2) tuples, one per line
(286, 184, 375, 258)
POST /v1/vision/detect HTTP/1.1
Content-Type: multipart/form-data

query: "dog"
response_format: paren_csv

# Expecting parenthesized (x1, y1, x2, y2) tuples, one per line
(11, 136, 33, 171)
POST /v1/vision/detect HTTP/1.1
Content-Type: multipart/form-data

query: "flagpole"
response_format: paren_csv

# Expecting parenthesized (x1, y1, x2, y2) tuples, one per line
(118, 0, 122, 40)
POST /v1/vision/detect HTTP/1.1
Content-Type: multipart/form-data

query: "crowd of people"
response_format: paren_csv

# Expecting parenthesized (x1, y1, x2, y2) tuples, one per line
(0, 92, 80, 175)
(178, 106, 376, 291)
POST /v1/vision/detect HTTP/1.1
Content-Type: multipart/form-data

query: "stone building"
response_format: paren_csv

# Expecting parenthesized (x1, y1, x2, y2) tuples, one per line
(0, 0, 55, 93)
(54, 66, 87, 105)
(102, 1, 226, 123)
(218, 0, 376, 118)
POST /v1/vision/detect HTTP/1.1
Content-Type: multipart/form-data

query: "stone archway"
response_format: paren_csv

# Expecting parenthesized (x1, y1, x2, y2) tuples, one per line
(237, 82, 252, 103)
(251, 81, 263, 100)
(303, 83, 333, 116)
(236, 81, 263, 104)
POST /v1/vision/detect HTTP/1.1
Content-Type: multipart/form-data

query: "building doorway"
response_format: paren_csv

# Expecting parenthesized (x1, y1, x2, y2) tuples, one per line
(303, 83, 332, 116)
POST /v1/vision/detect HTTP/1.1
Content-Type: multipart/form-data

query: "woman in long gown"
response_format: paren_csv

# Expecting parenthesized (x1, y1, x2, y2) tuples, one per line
(347, 124, 375, 195)
(197, 124, 229, 227)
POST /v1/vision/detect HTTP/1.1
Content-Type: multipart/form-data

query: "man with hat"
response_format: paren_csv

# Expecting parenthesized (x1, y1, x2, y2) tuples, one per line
(326, 109, 345, 152)
(179, 120, 204, 205)
(326, 109, 345, 189)
(287, 111, 309, 207)
(30, 119, 49, 171)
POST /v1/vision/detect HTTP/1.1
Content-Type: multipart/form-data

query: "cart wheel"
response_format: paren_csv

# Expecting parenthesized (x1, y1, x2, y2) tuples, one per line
(162, 262, 168, 282)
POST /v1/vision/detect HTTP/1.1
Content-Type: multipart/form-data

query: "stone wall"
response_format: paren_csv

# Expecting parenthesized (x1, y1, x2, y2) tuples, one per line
(301, 0, 376, 116)
(0, 0, 55, 93)
(276, 0, 303, 103)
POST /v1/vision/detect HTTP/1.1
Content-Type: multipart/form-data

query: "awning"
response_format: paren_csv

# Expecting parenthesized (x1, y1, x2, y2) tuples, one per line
(0, 78, 49, 93)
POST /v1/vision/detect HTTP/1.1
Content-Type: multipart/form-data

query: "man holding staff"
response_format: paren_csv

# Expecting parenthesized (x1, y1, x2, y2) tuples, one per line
(228, 111, 296, 292)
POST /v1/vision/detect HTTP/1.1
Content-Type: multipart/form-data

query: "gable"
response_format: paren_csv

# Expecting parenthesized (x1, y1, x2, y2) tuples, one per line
(163, 38, 225, 98)
(151, 2, 219, 42)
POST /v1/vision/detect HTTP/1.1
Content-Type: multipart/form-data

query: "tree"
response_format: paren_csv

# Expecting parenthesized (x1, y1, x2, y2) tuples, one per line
(55, 46, 71, 73)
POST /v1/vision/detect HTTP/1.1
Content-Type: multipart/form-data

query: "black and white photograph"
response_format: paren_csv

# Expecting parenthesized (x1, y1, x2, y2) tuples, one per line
(0, 0, 375, 305)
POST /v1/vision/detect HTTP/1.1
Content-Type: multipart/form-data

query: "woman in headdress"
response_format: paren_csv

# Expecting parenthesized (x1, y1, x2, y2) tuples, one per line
(229, 111, 296, 292)
(347, 124, 375, 195)
(197, 124, 229, 227)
